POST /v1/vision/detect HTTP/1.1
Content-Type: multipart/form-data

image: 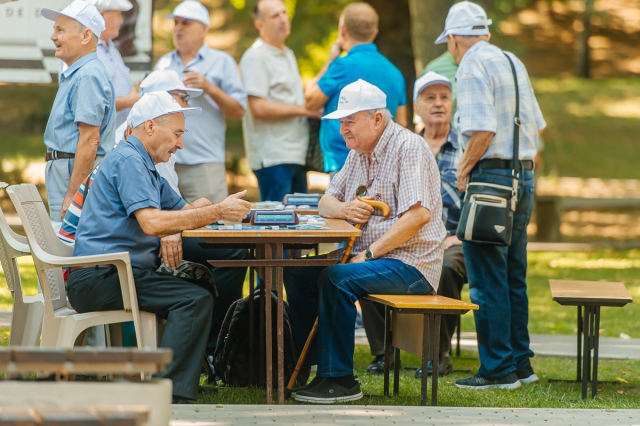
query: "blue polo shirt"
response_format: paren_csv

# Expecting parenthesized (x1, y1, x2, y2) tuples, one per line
(73, 136, 186, 270)
(317, 43, 406, 173)
(45, 52, 116, 156)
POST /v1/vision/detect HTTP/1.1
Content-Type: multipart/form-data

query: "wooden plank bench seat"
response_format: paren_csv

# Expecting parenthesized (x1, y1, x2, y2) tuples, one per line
(0, 406, 149, 426)
(548, 279, 633, 399)
(364, 294, 478, 406)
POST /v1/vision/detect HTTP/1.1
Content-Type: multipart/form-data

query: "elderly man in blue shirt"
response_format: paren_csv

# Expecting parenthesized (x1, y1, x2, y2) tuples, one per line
(68, 91, 251, 403)
(42, 0, 116, 224)
(155, 0, 247, 204)
(437, 1, 546, 390)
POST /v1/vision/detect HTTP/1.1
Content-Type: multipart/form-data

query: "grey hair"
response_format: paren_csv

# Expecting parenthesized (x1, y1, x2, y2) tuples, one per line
(366, 108, 392, 123)
(77, 22, 99, 45)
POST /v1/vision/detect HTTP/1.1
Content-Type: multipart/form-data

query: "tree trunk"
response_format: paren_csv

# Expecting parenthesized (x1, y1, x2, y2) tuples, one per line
(365, 0, 416, 122)
(408, 0, 454, 74)
(575, 0, 593, 78)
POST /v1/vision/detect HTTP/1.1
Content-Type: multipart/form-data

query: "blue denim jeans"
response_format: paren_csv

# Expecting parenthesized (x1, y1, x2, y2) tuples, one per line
(462, 166, 535, 378)
(253, 164, 308, 202)
(284, 257, 432, 377)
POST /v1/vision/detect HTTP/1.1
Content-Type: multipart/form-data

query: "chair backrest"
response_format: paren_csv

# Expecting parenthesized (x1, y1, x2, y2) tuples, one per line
(0, 182, 30, 301)
(6, 184, 71, 316)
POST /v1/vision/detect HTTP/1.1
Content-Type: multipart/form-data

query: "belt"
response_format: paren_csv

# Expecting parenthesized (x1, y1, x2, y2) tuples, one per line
(69, 265, 112, 273)
(45, 151, 75, 161)
(478, 159, 534, 170)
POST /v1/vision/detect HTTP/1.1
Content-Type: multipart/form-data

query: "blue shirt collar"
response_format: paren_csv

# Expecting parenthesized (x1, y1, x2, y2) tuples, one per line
(348, 43, 378, 54)
(61, 52, 98, 82)
(125, 135, 156, 172)
(171, 44, 207, 67)
(447, 128, 459, 149)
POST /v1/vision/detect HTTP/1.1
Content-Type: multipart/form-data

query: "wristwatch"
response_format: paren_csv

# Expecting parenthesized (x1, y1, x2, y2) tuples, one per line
(364, 248, 374, 261)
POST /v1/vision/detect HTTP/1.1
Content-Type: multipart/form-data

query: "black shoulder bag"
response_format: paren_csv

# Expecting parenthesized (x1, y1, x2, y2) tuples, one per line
(456, 52, 521, 246)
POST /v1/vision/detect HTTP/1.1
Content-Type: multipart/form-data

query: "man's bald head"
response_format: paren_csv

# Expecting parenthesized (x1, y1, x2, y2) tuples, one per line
(340, 2, 378, 43)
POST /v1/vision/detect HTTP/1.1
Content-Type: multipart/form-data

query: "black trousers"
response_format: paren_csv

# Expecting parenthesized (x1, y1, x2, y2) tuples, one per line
(181, 237, 249, 355)
(361, 245, 467, 357)
(68, 266, 213, 401)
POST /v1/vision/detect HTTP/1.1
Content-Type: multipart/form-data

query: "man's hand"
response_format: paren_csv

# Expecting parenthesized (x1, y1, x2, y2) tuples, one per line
(183, 71, 209, 90)
(456, 169, 469, 193)
(215, 190, 251, 222)
(349, 250, 366, 264)
(60, 192, 74, 220)
(328, 40, 342, 62)
(160, 233, 183, 269)
(298, 105, 322, 119)
(342, 197, 375, 225)
(443, 234, 462, 250)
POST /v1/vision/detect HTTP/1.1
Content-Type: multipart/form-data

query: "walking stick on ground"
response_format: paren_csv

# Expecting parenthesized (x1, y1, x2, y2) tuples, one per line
(285, 191, 390, 398)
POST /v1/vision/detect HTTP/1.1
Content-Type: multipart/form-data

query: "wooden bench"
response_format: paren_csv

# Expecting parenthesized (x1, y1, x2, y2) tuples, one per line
(364, 294, 478, 406)
(0, 348, 173, 426)
(548, 279, 633, 399)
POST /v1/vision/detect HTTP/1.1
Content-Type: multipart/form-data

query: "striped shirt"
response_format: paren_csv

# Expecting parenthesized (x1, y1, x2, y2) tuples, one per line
(456, 41, 546, 160)
(326, 121, 446, 289)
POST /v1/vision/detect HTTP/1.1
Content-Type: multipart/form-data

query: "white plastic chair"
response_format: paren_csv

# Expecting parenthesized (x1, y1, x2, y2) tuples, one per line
(0, 182, 44, 346)
(6, 183, 157, 350)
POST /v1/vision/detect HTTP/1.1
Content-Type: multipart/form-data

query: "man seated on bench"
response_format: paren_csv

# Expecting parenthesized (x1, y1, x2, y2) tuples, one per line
(284, 79, 446, 403)
(68, 91, 251, 403)
(360, 72, 467, 379)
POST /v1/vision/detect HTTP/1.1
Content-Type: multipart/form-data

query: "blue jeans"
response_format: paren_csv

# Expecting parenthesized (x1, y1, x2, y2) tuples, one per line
(462, 166, 535, 378)
(253, 164, 308, 202)
(284, 257, 432, 377)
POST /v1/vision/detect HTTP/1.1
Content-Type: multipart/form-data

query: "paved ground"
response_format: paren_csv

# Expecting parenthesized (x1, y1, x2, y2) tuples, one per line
(170, 405, 640, 425)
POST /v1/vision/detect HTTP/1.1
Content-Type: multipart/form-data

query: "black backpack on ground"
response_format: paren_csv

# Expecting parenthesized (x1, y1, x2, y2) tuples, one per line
(213, 290, 297, 388)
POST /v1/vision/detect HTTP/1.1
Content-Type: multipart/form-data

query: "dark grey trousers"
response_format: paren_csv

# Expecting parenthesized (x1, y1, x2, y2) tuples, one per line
(67, 266, 214, 400)
(361, 245, 467, 357)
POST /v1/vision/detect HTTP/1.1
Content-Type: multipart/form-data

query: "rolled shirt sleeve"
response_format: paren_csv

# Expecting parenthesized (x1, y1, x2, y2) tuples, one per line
(113, 155, 162, 216)
(240, 54, 270, 99)
(70, 74, 111, 127)
(396, 142, 440, 215)
(457, 68, 498, 137)
(159, 177, 187, 211)
(317, 60, 346, 100)
(219, 54, 247, 110)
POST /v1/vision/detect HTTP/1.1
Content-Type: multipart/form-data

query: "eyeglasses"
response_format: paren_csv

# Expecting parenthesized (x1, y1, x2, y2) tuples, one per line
(173, 93, 191, 103)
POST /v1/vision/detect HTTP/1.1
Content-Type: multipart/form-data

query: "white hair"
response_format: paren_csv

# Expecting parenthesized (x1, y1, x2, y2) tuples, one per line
(78, 23, 99, 45)
(366, 108, 392, 124)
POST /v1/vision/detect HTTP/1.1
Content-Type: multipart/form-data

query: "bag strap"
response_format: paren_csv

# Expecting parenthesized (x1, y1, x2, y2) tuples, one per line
(503, 52, 520, 178)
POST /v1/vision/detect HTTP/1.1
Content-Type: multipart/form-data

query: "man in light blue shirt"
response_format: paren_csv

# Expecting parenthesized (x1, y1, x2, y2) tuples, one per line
(41, 1, 115, 223)
(305, 2, 407, 173)
(155, 0, 247, 203)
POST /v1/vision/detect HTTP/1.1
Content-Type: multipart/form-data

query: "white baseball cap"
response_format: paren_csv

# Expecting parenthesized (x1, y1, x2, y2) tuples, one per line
(127, 91, 202, 129)
(41, 0, 106, 39)
(322, 79, 387, 120)
(434, 1, 492, 45)
(139, 70, 203, 97)
(85, 0, 133, 11)
(413, 72, 452, 101)
(165, 0, 210, 26)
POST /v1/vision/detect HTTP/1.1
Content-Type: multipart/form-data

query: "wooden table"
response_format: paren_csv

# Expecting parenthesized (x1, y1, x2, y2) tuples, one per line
(183, 219, 360, 404)
(548, 279, 633, 399)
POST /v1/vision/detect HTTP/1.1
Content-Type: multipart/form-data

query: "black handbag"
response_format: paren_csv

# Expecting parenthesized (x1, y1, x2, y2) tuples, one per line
(456, 52, 521, 246)
(305, 118, 324, 173)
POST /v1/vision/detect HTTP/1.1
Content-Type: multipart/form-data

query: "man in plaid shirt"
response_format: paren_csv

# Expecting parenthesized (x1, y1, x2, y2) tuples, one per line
(284, 80, 446, 404)
(360, 72, 466, 379)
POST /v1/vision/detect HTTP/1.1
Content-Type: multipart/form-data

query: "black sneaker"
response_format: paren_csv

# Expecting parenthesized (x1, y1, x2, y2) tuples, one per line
(366, 354, 398, 375)
(291, 375, 324, 398)
(455, 372, 521, 390)
(415, 354, 454, 378)
(295, 378, 363, 403)
(515, 365, 539, 384)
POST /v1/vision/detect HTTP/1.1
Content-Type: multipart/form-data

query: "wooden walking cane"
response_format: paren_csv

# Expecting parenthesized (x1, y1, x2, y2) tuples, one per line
(285, 191, 391, 398)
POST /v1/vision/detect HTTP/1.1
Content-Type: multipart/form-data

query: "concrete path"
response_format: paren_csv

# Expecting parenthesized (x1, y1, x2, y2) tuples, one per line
(170, 405, 640, 425)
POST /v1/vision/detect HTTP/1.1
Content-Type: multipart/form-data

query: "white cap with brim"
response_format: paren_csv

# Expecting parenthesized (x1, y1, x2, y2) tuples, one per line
(434, 1, 492, 45)
(85, 0, 133, 11)
(322, 79, 387, 120)
(165, 0, 210, 26)
(41, 0, 106, 39)
(413, 71, 452, 101)
(140, 70, 203, 97)
(127, 91, 202, 129)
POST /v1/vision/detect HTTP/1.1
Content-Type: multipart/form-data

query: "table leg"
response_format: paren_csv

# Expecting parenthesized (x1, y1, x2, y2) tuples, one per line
(393, 347, 400, 396)
(592, 306, 601, 399)
(581, 305, 592, 400)
(249, 249, 255, 385)
(257, 246, 266, 391)
(383, 306, 391, 397)
(421, 313, 429, 406)
(276, 243, 285, 405)
(577, 306, 582, 382)
(431, 313, 441, 406)
(264, 244, 273, 404)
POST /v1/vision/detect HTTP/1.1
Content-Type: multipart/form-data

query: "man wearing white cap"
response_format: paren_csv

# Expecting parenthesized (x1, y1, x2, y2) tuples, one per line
(284, 80, 445, 403)
(240, 0, 320, 202)
(69, 91, 251, 402)
(436, 1, 546, 390)
(41, 0, 115, 223)
(155, 0, 247, 204)
(361, 72, 466, 379)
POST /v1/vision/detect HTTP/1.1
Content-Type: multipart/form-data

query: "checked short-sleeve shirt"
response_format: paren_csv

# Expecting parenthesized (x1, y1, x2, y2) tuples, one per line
(326, 121, 446, 289)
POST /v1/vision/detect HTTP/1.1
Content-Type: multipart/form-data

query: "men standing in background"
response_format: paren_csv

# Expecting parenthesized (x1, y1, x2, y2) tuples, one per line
(437, 1, 546, 390)
(304, 2, 407, 174)
(156, 0, 247, 203)
(42, 0, 115, 223)
(240, 0, 320, 202)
